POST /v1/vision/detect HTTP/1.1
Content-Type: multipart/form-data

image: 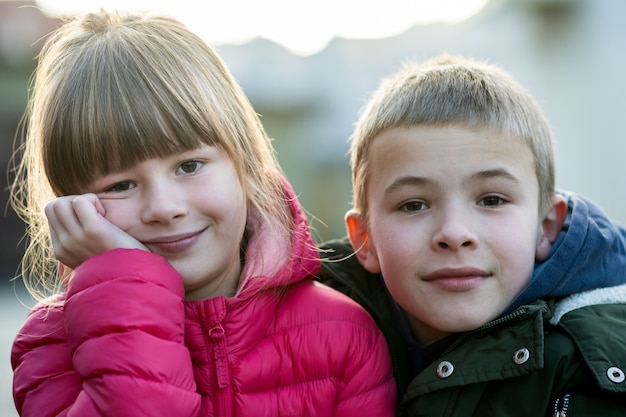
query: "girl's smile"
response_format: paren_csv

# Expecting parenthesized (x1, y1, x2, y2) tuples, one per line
(143, 228, 207, 254)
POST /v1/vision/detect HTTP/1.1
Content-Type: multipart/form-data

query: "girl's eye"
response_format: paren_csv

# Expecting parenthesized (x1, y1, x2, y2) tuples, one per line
(106, 181, 135, 192)
(177, 160, 202, 174)
(479, 195, 505, 206)
(400, 200, 429, 212)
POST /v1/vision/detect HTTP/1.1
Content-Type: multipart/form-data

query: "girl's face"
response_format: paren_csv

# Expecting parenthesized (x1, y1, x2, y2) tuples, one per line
(87, 144, 247, 300)
(348, 126, 550, 344)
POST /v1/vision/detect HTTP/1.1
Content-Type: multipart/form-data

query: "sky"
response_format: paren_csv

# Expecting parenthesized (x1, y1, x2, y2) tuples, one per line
(35, 0, 487, 55)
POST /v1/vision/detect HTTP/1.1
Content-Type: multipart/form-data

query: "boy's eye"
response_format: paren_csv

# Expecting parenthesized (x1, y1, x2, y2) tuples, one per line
(400, 200, 429, 212)
(177, 160, 202, 174)
(106, 181, 135, 192)
(479, 195, 505, 206)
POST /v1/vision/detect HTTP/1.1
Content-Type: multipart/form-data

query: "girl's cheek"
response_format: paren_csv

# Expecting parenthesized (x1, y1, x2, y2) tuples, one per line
(100, 202, 131, 227)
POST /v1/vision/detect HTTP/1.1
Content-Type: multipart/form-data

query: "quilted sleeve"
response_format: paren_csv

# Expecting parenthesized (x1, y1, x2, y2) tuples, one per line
(330, 298, 398, 417)
(11, 249, 200, 417)
(278, 281, 397, 416)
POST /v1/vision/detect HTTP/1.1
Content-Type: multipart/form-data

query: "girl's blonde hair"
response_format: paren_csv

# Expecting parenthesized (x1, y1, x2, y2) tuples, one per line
(10, 10, 292, 301)
(350, 54, 556, 225)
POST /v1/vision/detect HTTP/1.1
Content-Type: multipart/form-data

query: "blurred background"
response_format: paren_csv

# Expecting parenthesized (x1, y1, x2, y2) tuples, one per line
(2, 0, 626, 414)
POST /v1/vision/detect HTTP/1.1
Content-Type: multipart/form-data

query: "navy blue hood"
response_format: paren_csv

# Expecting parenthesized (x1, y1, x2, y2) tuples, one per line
(507, 190, 626, 312)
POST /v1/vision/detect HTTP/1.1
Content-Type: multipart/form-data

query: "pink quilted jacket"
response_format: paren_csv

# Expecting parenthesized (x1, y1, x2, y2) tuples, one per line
(11, 182, 396, 417)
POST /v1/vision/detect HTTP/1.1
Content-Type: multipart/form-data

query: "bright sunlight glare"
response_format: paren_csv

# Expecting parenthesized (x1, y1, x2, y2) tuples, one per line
(35, 0, 488, 55)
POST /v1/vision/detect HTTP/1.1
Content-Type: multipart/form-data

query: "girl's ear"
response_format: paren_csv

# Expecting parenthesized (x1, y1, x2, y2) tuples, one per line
(59, 261, 74, 288)
(345, 210, 382, 274)
(535, 194, 568, 261)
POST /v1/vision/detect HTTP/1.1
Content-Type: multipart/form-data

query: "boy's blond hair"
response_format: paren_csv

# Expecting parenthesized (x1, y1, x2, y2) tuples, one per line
(350, 54, 555, 225)
(10, 10, 291, 300)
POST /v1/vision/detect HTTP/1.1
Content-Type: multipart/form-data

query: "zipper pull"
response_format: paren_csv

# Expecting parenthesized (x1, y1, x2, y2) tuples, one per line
(552, 393, 570, 417)
(209, 324, 229, 389)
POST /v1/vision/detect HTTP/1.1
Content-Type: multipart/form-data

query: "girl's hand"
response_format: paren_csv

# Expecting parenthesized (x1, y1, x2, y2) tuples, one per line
(45, 194, 147, 268)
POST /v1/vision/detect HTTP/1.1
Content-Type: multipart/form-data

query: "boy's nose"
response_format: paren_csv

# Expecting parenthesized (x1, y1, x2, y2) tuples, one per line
(432, 208, 477, 250)
(437, 240, 473, 249)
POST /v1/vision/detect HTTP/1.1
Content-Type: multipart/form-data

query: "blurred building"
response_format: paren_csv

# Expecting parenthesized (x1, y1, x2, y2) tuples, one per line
(2, 0, 626, 278)
(0, 1, 60, 280)
(218, 0, 626, 243)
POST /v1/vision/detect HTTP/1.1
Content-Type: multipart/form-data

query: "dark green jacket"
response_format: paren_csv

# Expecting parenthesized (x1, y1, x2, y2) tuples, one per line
(318, 238, 626, 416)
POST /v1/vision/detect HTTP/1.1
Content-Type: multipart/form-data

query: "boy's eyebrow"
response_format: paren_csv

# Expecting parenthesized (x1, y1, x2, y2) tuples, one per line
(384, 168, 520, 195)
(471, 168, 520, 184)
(384, 176, 433, 195)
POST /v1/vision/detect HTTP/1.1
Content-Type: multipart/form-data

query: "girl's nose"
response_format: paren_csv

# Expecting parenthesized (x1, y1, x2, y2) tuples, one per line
(140, 182, 187, 224)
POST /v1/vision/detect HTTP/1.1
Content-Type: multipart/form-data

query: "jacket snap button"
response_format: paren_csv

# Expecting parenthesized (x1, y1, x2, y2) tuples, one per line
(607, 366, 625, 383)
(513, 348, 530, 365)
(436, 360, 454, 378)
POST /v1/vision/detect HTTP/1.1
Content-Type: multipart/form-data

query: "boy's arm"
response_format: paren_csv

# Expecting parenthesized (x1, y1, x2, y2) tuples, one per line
(12, 249, 200, 417)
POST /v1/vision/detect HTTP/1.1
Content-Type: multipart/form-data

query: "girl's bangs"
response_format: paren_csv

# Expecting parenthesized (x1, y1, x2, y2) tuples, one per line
(46, 75, 209, 195)
(41, 18, 233, 196)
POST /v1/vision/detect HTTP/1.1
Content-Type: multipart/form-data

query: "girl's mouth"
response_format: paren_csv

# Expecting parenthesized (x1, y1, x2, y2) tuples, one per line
(144, 229, 205, 254)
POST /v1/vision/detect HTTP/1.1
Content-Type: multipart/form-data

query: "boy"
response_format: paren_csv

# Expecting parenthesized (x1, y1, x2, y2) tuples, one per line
(319, 54, 626, 416)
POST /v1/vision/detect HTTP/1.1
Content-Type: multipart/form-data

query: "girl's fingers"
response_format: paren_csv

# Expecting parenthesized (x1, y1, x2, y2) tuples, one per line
(45, 194, 104, 238)
(45, 194, 147, 268)
(45, 195, 116, 267)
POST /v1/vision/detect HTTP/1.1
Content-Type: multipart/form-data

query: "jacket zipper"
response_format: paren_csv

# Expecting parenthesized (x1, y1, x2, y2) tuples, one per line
(209, 323, 233, 416)
(553, 393, 570, 417)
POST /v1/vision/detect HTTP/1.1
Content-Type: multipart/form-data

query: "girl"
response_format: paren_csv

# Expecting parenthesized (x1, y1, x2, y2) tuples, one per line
(9, 10, 396, 417)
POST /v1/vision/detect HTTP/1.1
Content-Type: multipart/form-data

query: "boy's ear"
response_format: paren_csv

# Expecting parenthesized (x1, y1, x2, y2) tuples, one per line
(535, 194, 568, 261)
(345, 210, 382, 274)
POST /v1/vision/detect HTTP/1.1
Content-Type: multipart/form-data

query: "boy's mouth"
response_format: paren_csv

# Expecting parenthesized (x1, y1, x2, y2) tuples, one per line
(423, 267, 490, 291)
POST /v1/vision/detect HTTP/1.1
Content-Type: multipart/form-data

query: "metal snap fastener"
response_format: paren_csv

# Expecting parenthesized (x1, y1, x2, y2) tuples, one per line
(513, 348, 530, 365)
(607, 366, 625, 383)
(436, 360, 454, 378)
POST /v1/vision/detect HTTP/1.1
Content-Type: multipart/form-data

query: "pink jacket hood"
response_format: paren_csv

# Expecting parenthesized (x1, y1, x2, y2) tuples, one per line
(235, 177, 319, 296)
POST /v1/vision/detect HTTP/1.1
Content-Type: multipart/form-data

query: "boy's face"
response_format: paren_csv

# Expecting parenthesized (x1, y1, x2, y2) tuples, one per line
(347, 126, 554, 344)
